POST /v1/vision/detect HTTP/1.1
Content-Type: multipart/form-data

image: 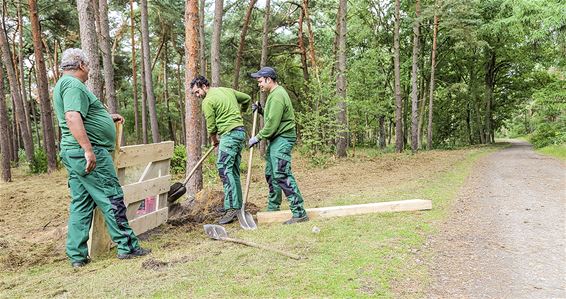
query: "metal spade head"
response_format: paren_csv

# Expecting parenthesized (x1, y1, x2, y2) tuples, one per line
(237, 209, 257, 230)
(203, 224, 228, 240)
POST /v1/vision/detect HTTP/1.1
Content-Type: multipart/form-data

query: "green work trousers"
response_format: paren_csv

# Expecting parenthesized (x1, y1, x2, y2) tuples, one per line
(265, 136, 306, 218)
(60, 147, 140, 263)
(217, 129, 245, 210)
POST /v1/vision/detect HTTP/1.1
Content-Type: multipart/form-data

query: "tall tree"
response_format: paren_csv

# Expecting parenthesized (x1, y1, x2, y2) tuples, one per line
(210, 0, 223, 87)
(199, 0, 208, 148)
(410, 0, 421, 153)
(232, 0, 257, 89)
(140, 0, 161, 142)
(184, 0, 203, 195)
(76, 0, 103, 100)
(140, 33, 149, 144)
(17, 2, 31, 142)
(335, 0, 348, 157)
(427, 12, 439, 150)
(130, 0, 140, 142)
(0, 21, 34, 162)
(98, 0, 117, 113)
(29, 0, 57, 172)
(0, 65, 11, 182)
(393, 0, 403, 152)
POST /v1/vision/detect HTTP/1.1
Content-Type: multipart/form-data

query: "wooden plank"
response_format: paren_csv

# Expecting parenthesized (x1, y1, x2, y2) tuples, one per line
(129, 207, 169, 235)
(88, 208, 113, 256)
(256, 199, 432, 224)
(122, 175, 171, 205)
(116, 141, 174, 168)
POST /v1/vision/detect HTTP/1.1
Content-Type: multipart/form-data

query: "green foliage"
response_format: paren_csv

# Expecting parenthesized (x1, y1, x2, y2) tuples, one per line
(18, 148, 49, 174)
(530, 123, 566, 149)
(170, 145, 187, 175)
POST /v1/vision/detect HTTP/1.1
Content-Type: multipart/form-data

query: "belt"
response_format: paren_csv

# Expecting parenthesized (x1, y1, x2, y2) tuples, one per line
(232, 126, 245, 132)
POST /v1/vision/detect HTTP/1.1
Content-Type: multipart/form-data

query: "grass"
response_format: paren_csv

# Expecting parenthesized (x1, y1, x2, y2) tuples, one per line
(535, 144, 566, 161)
(0, 144, 503, 298)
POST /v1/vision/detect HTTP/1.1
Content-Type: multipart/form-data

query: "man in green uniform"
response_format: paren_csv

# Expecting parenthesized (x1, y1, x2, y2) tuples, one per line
(190, 76, 251, 224)
(54, 48, 150, 268)
(248, 67, 308, 224)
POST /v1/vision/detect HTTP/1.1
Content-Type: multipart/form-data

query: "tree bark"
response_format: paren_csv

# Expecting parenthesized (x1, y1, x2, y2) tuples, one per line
(0, 65, 11, 181)
(378, 115, 386, 149)
(130, 0, 140, 142)
(303, 0, 318, 77)
(176, 61, 186, 145)
(335, 0, 348, 158)
(199, 0, 208, 148)
(29, 0, 57, 172)
(484, 49, 496, 144)
(163, 42, 176, 144)
(298, 4, 309, 82)
(232, 0, 257, 89)
(76, 0, 103, 100)
(98, 0, 117, 113)
(0, 22, 34, 162)
(17, 2, 32, 143)
(410, 0, 420, 153)
(185, 0, 203, 196)
(140, 0, 161, 142)
(258, 0, 271, 157)
(140, 33, 149, 144)
(210, 0, 223, 87)
(427, 13, 439, 150)
(393, 0, 403, 153)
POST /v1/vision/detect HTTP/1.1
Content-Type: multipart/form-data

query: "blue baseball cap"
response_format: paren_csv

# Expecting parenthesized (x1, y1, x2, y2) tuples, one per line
(250, 66, 277, 79)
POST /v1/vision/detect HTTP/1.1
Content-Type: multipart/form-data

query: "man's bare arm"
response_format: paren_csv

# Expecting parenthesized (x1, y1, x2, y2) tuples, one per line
(65, 111, 96, 173)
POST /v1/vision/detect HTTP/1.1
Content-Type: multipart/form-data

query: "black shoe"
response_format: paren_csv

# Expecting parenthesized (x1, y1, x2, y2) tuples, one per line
(117, 247, 152, 259)
(71, 258, 90, 268)
(219, 209, 238, 225)
(283, 215, 309, 225)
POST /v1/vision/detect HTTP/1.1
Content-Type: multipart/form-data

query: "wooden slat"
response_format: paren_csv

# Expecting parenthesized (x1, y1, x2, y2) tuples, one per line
(88, 208, 113, 256)
(122, 175, 171, 205)
(116, 141, 174, 168)
(256, 199, 432, 224)
(129, 207, 169, 235)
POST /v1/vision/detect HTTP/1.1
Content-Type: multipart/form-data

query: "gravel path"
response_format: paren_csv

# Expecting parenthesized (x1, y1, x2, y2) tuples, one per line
(429, 141, 565, 298)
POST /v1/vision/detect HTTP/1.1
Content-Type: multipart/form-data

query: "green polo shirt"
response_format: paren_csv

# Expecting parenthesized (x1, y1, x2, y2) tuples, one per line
(257, 85, 296, 140)
(53, 74, 116, 150)
(202, 87, 251, 136)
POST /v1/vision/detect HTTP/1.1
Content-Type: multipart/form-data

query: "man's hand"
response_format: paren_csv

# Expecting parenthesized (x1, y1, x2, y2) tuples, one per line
(251, 102, 263, 116)
(84, 149, 97, 173)
(210, 134, 220, 147)
(111, 114, 125, 124)
(248, 136, 260, 148)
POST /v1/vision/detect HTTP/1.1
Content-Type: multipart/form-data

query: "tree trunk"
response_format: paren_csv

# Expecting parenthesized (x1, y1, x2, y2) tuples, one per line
(427, 13, 438, 150)
(76, 0, 103, 100)
(258, 0, 270, 157)
(378, 115, 386, 149)
(232, 0, 257, 90)
(484, 49, 496, 144)
(410, 0, 420, 153)
(185, 0, 203, 196)
(163, 43, 176, 144)
(298, 4, 309, 82)
(140, 0, 161, 142)
(17, 2, 32, 143)
(29, 0, 57, 172)
(98, 0, 117, 113)
(0, 65, 11, 181)
(393, 0, 403, 153)
(303, 0, 318, 77)
(335, 0, 348, 158)
(0, 22, 34, 162)
(140, 35, 149, 144)
(130, 0, 140, 142)
(210, 0, 223, 87)
(176, 61, 186, 145)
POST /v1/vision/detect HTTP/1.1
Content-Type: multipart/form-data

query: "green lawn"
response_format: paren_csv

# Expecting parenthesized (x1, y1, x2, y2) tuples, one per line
(0, 145, 502, 298)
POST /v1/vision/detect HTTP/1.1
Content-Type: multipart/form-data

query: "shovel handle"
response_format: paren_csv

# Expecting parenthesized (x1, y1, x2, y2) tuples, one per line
(242, 109, 259, 208)
(182, 146, 215, 186)
(222, 237, 302, 260)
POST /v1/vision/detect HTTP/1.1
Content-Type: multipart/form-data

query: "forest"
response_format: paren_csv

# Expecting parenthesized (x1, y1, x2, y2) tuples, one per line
(0, 0, 564, 186)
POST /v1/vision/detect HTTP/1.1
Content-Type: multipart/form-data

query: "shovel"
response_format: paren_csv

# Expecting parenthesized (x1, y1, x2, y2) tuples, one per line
(237, 108, 259, 230)
(203, 224, 301, 260)
(167, 146, 215, 203)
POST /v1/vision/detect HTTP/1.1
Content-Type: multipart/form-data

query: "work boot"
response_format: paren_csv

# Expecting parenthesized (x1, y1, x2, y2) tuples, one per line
(117, 247, 152, 259)
(283, 215, 309, 225)
(71, 258, 90, 268)
(219, 209, 238, 225)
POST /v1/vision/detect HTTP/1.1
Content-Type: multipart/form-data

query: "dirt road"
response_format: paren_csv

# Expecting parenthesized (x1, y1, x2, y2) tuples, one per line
(429, 141, 565, 298)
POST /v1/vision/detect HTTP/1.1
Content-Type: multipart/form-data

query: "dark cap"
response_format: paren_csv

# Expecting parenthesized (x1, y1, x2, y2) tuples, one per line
(250, 66, 277, 79)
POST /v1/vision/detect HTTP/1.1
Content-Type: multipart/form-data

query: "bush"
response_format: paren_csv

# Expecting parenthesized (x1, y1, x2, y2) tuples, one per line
(530, 123, 565, 149)
(170, 145, 187, 174)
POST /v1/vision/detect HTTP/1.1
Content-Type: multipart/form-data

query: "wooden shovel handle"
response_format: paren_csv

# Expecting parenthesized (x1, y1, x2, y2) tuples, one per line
(242, 109, 259, 208)
(182, 146, 215, 186)
(222, 237, 302, 260)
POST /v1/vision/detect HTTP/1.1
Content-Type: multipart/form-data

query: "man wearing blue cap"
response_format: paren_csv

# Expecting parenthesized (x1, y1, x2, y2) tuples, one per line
(248, 67, 308, 224)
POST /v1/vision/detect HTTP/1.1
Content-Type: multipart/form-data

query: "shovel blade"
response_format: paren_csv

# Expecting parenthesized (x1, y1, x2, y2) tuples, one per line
(203, 224, 228, 240)
(237, 210, 257, 230)
(167, 183, 186, 203)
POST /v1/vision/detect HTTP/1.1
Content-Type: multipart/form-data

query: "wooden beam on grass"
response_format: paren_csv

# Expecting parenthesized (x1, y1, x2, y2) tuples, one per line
(256, 199, 432, 224)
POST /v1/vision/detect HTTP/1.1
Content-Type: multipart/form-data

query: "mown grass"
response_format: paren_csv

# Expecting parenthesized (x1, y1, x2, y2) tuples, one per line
(535, 144, 566, 161)
(0, 144, 502, 298)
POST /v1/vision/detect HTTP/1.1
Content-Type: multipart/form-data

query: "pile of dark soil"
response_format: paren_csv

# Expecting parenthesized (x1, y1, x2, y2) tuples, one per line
(167, 188, 260, 227)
